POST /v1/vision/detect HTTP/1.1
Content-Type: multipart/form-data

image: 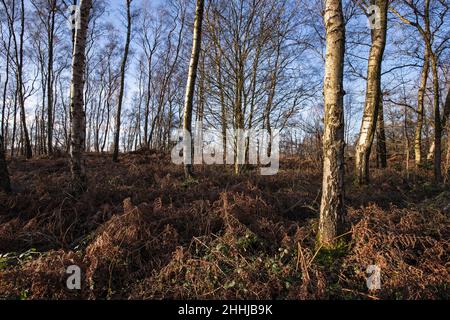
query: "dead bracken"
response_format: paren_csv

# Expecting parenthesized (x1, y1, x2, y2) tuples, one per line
(0, 152, 448, 300)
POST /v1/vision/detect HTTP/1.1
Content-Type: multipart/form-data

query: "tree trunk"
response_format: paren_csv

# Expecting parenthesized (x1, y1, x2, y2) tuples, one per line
(430, 53, 442, 182)
(355, 0, 388, 184)
(444, 90, 450, 181)
(419, 0, 442, 182)
(143, 52, 155, 148)
(441, 88, 450, 181)
(113, 0, 133, 162)
(17, 0, 32, 159)
(427, 97, 449, 163)
(318, 0, 346, 246)
(10, 91, 17, 157)
(234, 61, 245, 176)
(442, 87, 450, 132)
(216, 54, 227, 166)
(183, 0, 204, 179)
(69, 0, 92, 192)
(263, 41, 281, 159)
(414, 51, 429, 167)
(376, 93, 387, 168)
(0, 135, 11, 193)
(404, 104, 411, 179)
(1, 31, 11, 144)
(47, 0, 56, 156)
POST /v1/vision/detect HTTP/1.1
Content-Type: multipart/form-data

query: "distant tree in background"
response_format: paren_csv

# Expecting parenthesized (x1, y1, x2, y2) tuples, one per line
(113, 0, 133, 163)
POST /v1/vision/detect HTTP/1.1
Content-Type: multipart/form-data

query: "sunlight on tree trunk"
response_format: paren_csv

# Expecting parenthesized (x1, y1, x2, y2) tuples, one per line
(430, 53, 442, 182)
(183, 0, 204, 179)
(355, 0, 388, 185)
(414, 51, 429, 167)
(318, 0, 346, 247)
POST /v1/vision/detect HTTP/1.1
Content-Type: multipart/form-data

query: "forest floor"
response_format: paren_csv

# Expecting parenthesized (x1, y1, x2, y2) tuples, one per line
(0, 150, 448, 300)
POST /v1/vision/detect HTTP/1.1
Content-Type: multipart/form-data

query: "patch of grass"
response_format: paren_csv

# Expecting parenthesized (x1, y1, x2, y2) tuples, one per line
(236, 232, 263, 252)
(0, 248, 40, 270)
(181, 177, 199, 189)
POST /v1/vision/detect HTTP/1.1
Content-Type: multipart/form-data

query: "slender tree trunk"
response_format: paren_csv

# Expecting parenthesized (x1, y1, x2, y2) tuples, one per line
(4, 106, 10, 151)
(421, 0, 442, 182)
(1, 32, 12, 144)
(355, 0, 388, 184)
(245, 43, 263, 165)
(441, 89, 450, 181)
(143, 49, 156, 148)
(404, 104, 411, 179)
(414, 51, 429, 167)
(215, 49, 227, 166)
(442, 88, 450, 132)
(69, 0, 92, 192)
(430, 53, 442, 182)
(443, 90, 450, 181)
(234, 61, 245, 175)
(183, 0, 204, 179)
(143, 73, 151, 148)
(318, 0, 346, 246)
(16, 0, 32, 159)
(376, 93, 387, 168)
(102, 97, 110, 152)
(47, 0, 56, 156)
(11, 91, 17, 158)
(0, 135, 11, 193)
(113, 0, 133, 162)
(263, 42, 281, 159)
(427, 101, 449, 163)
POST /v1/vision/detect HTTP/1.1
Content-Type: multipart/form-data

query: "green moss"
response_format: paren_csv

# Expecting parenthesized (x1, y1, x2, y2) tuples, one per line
(315, 239, 349, 269)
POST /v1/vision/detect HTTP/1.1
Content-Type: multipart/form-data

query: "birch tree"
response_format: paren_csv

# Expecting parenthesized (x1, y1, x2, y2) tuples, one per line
(319, 0, 346, 246)
(183, 0, 204, 179)
(355, 0, 388, 184)
(69, 0, 92, 192)
(414, 50, 429, 166)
